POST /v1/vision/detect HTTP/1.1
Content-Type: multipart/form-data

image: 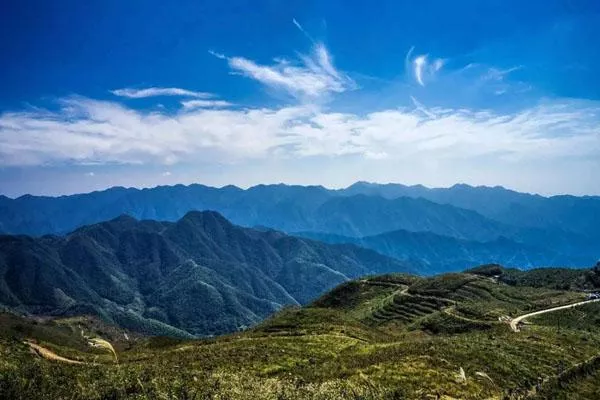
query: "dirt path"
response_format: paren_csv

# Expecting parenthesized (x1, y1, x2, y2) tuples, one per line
(510, 298, 600, 332)
(25, 340, 85, 365)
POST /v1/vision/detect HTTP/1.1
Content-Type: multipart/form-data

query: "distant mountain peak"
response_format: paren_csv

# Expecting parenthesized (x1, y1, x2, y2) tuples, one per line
(179, 210, 233, 228)
(71, 213, 139, 234)
(110, 214, 138, 223)
(220, 184, 243, 191)
(349, 181, 375, 187)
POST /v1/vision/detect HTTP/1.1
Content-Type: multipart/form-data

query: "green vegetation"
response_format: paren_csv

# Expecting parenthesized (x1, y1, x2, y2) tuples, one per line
(3, 269, 600, 399)
(467, 263, 600, 291)
(0, 211, 412, 337)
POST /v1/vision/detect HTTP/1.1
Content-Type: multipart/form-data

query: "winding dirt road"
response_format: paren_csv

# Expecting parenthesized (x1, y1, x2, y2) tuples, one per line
(25, 341, 85, 364)
(510, 298, 600, 332)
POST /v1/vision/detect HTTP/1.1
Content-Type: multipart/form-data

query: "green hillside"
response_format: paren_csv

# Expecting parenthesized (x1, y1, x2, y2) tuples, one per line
(2, 267, 600, 399)
(0, 211, 412, 337)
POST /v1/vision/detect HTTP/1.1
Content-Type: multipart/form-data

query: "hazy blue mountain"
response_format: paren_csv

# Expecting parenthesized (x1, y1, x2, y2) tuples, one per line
(0, 211, 413, 337)
(0, 183, 535, 241)
(296, 229, 593, 275)
(312, 194, 507, 240)
(3, 182, 599, 239)
(0, 182, 598, 270)
(340, 181, 600, 238)
(0, 184, 334, 236)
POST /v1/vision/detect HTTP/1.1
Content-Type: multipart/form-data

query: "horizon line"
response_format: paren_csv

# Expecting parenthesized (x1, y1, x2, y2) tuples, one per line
(2, 180, 597, 200)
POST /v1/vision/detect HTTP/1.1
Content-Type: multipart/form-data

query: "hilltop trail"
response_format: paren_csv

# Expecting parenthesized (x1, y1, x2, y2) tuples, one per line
(510, 298, 600, 332)
(25, 341, 85, 365)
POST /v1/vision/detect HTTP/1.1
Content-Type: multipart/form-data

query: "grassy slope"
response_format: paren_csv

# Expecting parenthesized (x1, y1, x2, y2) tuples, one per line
(1, 271, 600, 399)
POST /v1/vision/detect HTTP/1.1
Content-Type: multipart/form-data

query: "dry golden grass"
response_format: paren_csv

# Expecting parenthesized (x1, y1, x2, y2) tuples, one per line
(88, 337, 118, 363)
(24, 340, 84, 365)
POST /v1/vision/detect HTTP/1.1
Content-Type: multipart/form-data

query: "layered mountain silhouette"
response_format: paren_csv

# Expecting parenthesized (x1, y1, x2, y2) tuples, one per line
(296, 229, 592, 274)
(0, 211, 413, 337)
(1, 182, 597, 270)
(341, 181, 600, 239)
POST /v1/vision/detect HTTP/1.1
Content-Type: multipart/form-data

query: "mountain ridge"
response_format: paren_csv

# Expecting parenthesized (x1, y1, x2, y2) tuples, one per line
(296, 228, 592, 274)
(0, 211, 414, 337)
(1, 182, 598, 271)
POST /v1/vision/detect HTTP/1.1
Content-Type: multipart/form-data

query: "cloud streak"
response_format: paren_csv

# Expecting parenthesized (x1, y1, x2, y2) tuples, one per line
(213, 43, 355, 99)
(181, 99, 233, 109)
(414, 55, 427, 86)
(292, 18, 315, 43)
(111, 87, 214, 99)
(406, 48, 445, 86)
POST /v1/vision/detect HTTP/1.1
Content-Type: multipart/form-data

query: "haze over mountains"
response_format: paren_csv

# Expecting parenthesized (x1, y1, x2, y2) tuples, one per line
(0, 211, 411, 336)
(1, 182, 598, 272)
(297, 229, 592, 275)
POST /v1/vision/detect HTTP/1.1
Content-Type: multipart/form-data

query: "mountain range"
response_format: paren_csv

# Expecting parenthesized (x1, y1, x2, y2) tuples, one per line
(0, 211, 412, 337)
(1, 182, 597, 271)
(297, 229, 592, 275)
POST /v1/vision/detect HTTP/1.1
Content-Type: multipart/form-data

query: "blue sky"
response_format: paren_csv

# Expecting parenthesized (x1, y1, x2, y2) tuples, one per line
(1, 0, 599, 196)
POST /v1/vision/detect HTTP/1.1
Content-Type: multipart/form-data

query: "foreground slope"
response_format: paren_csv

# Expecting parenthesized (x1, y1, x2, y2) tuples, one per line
(0, 211, 412, 337)
(2, 265, 600, 399)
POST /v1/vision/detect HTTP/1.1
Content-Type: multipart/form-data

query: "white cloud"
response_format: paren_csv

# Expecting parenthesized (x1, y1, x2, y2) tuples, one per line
(111, 87, 213, 99)
(407, 49, 445, 86)
(483, 66, 523, 82)
(213, 43, 355, 99)
(452, 64, 529, 96)
(181, 99, 233, 109)
(162, 171, 172, 176)
(414, 55, 427, 86)
(292, 18, 315, 43)
(86, 172, 95, 177)
(0, 96, 597, 171)
(364, 151, 389, 160)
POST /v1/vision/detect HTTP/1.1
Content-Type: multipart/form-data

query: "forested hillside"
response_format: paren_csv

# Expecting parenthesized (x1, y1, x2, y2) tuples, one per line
(0, 211, 412, 336)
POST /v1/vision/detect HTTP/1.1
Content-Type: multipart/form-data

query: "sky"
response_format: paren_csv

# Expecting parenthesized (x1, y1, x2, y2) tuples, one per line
(1, 0, 599, 197)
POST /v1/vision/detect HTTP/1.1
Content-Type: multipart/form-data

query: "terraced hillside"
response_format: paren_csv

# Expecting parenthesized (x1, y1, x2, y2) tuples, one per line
(363, 288, 454, 326)
(314, 272, 583, 332)
(2, 268, 600, 399)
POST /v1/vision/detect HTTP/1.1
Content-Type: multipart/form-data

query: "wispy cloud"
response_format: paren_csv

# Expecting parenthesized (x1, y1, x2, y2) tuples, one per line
(406, 48, 445, 86)
(212, 43, 355, 99)
(1, 96, 597, 169)
(482, 66, 523, 82)
(181, 99, 233, 109)
(292, 18, 315, 43)
(414, 55, 427, 86)
(453, 63, 529, 96)
(111, 87, 213, 99)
